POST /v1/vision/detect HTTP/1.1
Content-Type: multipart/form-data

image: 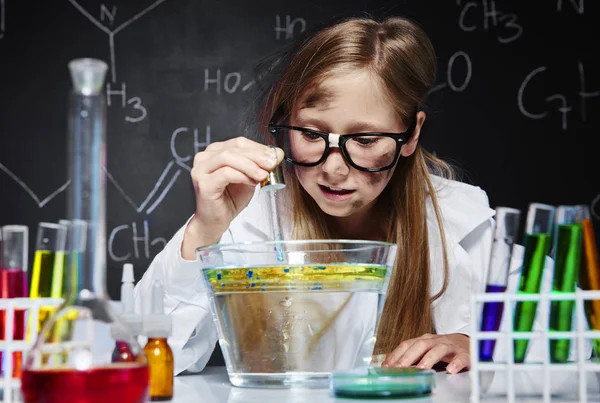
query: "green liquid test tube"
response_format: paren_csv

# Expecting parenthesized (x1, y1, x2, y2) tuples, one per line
(549, 222, 581, 363)
(513, 203, 555, 363)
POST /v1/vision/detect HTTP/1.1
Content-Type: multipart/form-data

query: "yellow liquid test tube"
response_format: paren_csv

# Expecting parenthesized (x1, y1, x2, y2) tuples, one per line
(28, 223, 67, 338)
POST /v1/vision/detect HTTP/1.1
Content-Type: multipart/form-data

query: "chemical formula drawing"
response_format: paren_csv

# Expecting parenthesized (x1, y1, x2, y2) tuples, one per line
(68, 0, 168, 123)
(429, 50, 473, 95)
(0, 163, 70, 208)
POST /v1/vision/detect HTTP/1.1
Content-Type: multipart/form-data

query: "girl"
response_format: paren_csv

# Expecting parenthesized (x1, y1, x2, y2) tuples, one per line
(135, 16, 495, 376)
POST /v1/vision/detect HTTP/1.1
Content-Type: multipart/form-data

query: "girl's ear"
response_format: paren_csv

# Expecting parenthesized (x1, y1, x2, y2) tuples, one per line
(400, 111, 426, 157)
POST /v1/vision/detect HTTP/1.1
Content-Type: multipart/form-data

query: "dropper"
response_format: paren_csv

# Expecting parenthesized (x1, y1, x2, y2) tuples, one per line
(143, 280, 172, 338)
(261, 145, 286, 261)
(110, 263, 141, 341)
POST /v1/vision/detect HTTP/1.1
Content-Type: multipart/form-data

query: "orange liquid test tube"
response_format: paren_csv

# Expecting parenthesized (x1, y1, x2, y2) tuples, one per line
(579, 218, 600, 356)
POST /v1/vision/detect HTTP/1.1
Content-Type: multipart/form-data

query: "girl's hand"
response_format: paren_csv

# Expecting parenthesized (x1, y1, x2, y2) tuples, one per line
(181, 137, 284, 259)
(381, 333, 470, 374)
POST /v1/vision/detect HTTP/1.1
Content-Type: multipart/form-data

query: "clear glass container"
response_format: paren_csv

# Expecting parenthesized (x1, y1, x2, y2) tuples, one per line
(20, 58, 148, 403)
(197, 239, 398, 388)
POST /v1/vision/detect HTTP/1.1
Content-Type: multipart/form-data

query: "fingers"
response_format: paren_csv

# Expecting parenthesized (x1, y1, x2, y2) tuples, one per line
(389, 338, 437, 368)
(446, 351, 470, 374)
(204, 137, 284, 164)
(200, 167, 258, 199)
(204, 151, 270, 183)
(382, 333, 471, 374)
(382, 339, 415, 368)
(196, 137, 284, 181)
(415, 343, 451, 369)
(382, 333, 435, 368)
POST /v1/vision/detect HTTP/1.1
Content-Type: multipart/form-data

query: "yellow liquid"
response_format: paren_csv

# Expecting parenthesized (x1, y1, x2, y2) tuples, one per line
(28, 250, 67, 337)
(204, 263, 388, 294)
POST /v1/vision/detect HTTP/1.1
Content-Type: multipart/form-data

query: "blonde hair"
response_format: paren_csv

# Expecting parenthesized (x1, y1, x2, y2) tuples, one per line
(238, 16, 454, 362)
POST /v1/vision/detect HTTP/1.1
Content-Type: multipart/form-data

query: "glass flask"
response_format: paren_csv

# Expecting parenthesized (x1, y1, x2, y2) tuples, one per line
(20, 58, 149, 403)
(197, 239, 398, 388)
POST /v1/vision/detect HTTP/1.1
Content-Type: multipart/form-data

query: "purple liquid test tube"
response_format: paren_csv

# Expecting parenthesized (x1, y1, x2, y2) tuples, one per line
(479, 207, 521, 362)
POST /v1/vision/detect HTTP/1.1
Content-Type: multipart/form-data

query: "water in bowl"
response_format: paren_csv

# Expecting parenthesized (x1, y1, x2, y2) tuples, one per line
(204, 263, 387, 388)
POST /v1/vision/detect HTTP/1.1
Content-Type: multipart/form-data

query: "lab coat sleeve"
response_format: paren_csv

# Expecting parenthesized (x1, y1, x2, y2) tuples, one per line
(444, 217, 495, 337)
(134, 216, 234, 375)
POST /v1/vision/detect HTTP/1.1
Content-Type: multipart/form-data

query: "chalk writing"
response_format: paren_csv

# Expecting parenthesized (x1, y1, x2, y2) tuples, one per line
(108, 220, 167, 262)
(100, 4, 117, 26)
(578, 62, 600, 121)
(557, 0, 584, 14)
(204, 69, 255, 95)
(104, 163, 182, 215)
(518, 62, 598, 130)
(0, 0, 5, 39)
(105, 82, 148, 123)
(275, 15, 306, 40)
(170, 126, 212, 170)
(429, 50, 473, 94)
(69, 0, 168, 83)
(0, 162, 70, 208)
(457, 0, 522, 44)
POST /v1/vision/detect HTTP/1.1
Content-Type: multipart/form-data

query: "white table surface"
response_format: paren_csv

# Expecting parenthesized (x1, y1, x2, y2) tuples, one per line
(170, 367, 600, 403)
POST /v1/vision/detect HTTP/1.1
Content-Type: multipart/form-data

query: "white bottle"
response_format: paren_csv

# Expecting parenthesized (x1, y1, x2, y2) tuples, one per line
(121, 263, 135, 313)
(111, 263, 142, 341)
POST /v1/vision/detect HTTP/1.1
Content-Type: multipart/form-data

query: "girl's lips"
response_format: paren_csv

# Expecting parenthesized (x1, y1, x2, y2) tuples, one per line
(319, 185, 356, 201)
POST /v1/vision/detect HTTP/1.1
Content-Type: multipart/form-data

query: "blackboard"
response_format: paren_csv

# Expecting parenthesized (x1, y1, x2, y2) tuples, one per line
(1, 0, 598, 303)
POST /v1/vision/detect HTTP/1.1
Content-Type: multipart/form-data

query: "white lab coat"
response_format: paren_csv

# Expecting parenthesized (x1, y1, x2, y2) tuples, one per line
(134, 175, 507, 375)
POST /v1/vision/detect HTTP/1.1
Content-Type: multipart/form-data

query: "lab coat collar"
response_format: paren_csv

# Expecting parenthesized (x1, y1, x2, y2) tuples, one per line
(428, 175, 496, 250)
(242, 175, 495, 247)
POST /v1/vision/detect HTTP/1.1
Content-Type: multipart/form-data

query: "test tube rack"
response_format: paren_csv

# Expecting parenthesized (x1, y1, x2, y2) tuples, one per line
(0, 298, 64, 403)
(469, 289, 600, 403)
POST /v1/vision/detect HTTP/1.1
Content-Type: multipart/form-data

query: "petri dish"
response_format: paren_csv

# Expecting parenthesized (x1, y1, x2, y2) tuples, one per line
(330, 367, 435, 398)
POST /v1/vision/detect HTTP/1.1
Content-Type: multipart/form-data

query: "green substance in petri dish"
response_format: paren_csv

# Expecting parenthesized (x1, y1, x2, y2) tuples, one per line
(204, 263, 388, 293)
(331, 367, 435, 399)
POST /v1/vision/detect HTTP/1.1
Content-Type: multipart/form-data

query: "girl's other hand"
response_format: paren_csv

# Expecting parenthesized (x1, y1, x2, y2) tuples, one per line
(381, 333, 470, 374)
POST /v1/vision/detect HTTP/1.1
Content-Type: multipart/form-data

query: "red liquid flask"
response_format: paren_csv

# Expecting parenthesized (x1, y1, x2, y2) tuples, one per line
(21, 364, 149, 403)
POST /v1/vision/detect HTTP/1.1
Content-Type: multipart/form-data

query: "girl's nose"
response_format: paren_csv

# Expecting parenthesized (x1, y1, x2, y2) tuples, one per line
(321, 147, 350, 176)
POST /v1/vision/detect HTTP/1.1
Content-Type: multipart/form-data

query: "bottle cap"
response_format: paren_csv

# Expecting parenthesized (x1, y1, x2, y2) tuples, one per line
(143, 314, 173, 338)
(110, 314, 142, 340)
(260, 146, 285, 191)
(122, 263, 134, 282)
(142, 280, 172, 337)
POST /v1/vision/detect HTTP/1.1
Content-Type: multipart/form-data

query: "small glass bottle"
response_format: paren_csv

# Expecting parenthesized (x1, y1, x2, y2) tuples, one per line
(143, 280, 174, 401)
(111, 263, 142, 363)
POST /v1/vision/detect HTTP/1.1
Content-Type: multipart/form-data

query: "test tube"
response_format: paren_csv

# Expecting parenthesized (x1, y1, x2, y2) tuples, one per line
(575, 205, 600, 356)
(548, 206, 582, 363)
(58, 219, 72, 299)
(30, 223, 67, 299)
(0, 225, 29, 378)
(29, 222, 67, 335)
(513, 203, 555, 363)
(479, 207, 521, 362)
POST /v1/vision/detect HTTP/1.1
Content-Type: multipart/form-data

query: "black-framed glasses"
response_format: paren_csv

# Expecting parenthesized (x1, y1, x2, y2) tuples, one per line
(268, 123, 414, 172)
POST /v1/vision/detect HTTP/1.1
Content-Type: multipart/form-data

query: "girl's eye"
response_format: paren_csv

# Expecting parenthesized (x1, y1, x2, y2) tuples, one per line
(301, 131, 322, 141)
(353, 136, 379, 146)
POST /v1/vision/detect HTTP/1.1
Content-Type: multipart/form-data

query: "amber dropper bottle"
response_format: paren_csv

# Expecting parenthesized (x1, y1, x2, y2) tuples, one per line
(143, 280, 174, 401)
